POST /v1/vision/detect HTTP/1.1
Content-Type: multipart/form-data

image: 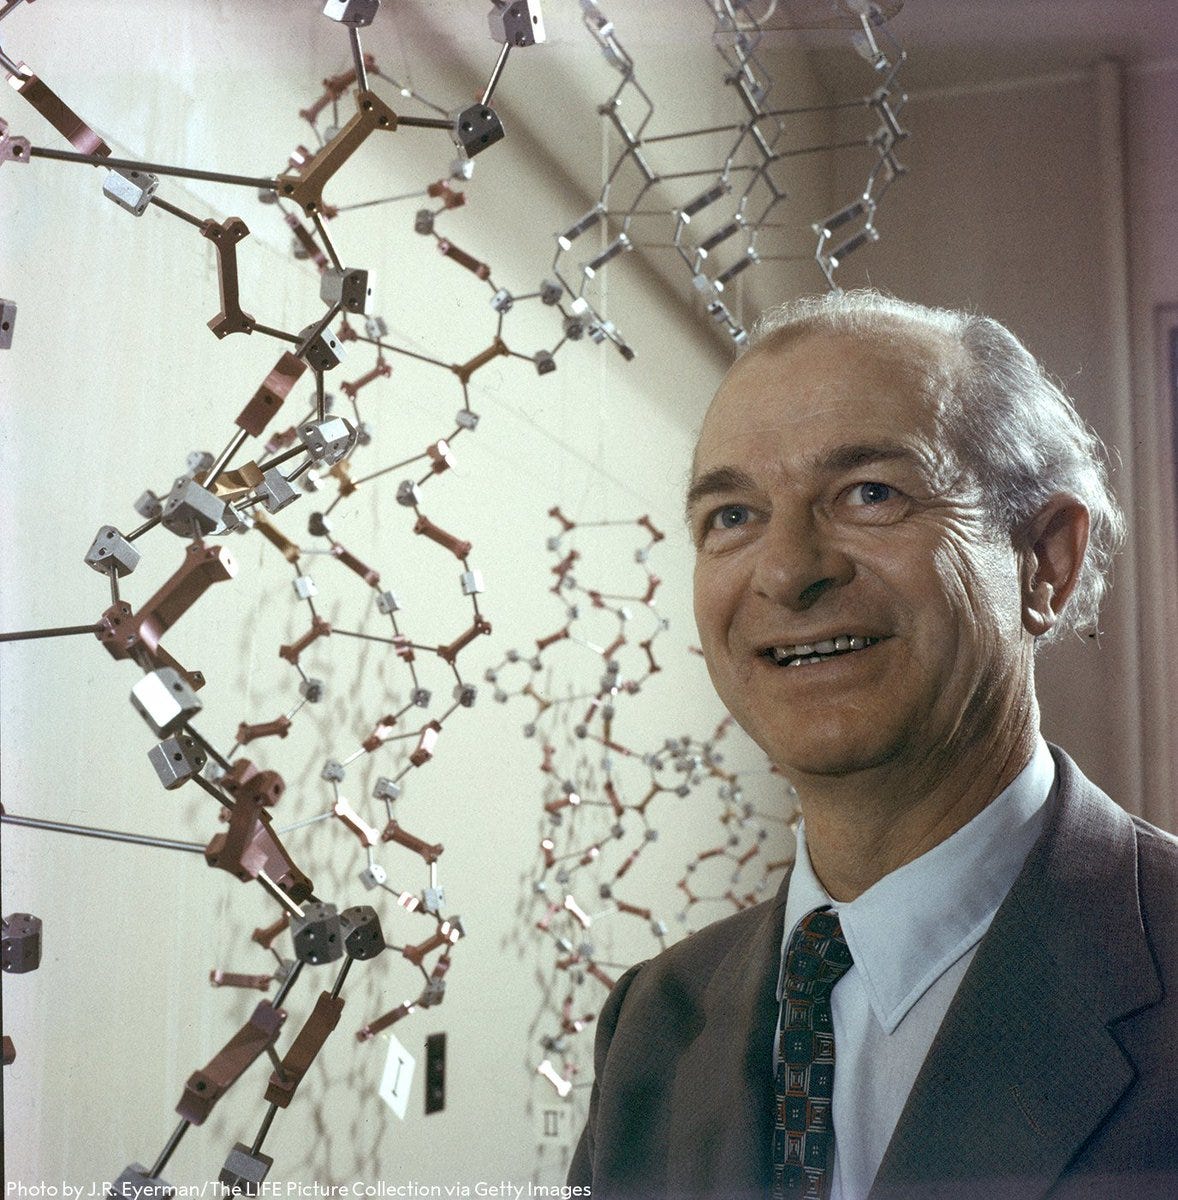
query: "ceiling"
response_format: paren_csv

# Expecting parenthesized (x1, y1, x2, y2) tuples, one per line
(803, 0, 1178, 91)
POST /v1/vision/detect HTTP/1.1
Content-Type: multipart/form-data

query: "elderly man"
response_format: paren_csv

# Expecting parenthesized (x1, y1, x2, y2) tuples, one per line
(568, 291, 1178, 1200)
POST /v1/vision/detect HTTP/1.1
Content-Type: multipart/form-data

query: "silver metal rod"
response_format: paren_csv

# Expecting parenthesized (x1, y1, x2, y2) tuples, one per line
(348, 26, 369, 92)
(184, 724, 234, 773)
(480, 41, 511, 106)
(0, 623, 101, 644)
(251, 1103, 280, 1157)
(207, 427, 249, 490)
(30, 146, 277, 190)
(257, 869, 305, 920)
(1, 812, 205, 854)
(149, 195, 205, 229)
(310, 210, 342, 271)
(125, 515, 162, 542)
(150, 1119, 191, 1178)
(330, 955, 355, 1000)
(273, 960, 304, 1008)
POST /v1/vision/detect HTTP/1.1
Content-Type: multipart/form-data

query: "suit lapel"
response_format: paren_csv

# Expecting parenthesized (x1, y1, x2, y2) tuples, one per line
(665, 874, 791, 1199)
(869, 748, 1161, 1200)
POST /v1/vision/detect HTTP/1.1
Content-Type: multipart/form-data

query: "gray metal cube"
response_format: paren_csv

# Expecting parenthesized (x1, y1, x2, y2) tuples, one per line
(0, 299, 16, 350)
(161, 477, 226, 538)
(257, 466, 298, 513)
(102, 167, 158, 216)
(489, 0, 546, 46)
(297, 324, 346, 372)
(130, 668, 201, 737)
(109, 1164, 174, 1199)
(147, 734, 208, 791)
(218, 1143, 273, 1195)
(299, 417, 355, 465)
(341, 905, 385, 960)
(321, 0, 378, 25)
(452, 104, 505, 157)
(320, 266, 373, 315)
(2, 913, 42, 974)
(84, 525, 141, 577)
(290, 901, 343, 964)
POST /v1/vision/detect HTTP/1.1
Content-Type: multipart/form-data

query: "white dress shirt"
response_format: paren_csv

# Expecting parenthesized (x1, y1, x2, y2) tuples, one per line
(776, 738, 1056, 1200)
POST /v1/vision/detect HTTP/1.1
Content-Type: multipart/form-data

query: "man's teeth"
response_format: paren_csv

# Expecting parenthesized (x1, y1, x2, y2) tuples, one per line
(767, 636, 880, 665)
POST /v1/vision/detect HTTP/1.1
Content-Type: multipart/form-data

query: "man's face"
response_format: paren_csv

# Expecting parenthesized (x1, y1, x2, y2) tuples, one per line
(688, 329, 1032, 781)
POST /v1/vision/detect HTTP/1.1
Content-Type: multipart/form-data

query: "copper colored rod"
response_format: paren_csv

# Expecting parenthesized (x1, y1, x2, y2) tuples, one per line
(0, 623, 101, 643)
(1, 812, 205, 854)
(30, 145, 277, 190)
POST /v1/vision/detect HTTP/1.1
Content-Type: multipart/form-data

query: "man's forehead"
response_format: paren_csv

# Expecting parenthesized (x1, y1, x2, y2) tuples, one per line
(693, 327, 959, 472)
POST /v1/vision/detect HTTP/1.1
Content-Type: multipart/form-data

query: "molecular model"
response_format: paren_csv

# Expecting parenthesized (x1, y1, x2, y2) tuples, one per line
(485, 510, 797, 1148)
(0, 0, 573, 1190)
(549, 0, 908, 351)
(0, 0, 907, 1188)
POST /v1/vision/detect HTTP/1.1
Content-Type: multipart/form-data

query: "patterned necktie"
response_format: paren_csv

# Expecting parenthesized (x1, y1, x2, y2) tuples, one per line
(772, 907, 854, 1200)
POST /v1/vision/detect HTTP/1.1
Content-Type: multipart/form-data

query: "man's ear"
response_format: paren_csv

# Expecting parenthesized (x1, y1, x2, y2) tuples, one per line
(1018, 495, 1090, 637)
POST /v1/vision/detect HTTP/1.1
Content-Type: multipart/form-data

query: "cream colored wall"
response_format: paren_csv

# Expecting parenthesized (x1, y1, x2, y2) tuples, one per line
(0, 0, 829, 1188)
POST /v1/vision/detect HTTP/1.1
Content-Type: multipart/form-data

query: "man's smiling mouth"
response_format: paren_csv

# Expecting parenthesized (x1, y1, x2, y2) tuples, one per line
(760, 635, 884, 667)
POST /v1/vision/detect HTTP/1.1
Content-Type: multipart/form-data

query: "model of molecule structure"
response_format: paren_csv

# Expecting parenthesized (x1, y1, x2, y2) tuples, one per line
(0, 0, 568, 1189)
(0, 0, 908, 1188)
(550, 0, 908, 352)
(485, 509, 798, 1155)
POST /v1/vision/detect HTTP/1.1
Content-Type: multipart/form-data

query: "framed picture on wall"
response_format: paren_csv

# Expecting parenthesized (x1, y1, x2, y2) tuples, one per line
(1158, 303, 1178, 512)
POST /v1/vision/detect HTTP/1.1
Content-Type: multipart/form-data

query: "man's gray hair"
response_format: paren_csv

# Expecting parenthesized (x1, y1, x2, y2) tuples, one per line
(749, 290, 1126, 642)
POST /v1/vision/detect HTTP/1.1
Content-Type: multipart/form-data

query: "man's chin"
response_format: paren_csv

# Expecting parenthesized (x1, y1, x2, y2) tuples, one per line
(757, 730, 899, 782)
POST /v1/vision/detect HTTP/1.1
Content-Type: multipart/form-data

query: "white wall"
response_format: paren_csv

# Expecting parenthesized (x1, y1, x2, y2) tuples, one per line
(0, 0, 826, 1188)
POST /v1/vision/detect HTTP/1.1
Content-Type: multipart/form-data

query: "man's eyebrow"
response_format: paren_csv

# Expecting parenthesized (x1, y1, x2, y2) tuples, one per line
(808, 443, 919, 474)
(685, 466, 757, 515)
(685, 444, 924, 517)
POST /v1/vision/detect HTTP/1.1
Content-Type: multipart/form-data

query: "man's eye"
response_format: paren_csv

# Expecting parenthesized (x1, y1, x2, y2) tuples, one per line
(710, 504, 750, 530)
(849, 482, 893, 506)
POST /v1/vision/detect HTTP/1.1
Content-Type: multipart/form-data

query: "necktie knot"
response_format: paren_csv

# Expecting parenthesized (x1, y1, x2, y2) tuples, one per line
(782, 908, 853, 1002)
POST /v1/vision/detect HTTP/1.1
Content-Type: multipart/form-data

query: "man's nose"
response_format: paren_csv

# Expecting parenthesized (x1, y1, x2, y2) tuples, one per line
(751, 508, 854, 609)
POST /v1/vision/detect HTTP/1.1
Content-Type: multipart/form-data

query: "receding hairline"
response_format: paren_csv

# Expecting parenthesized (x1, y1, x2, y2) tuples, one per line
(690, 319, 972, 480)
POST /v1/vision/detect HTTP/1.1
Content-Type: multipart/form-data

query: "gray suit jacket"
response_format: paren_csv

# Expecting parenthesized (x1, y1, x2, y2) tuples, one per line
(568, 747, 1178, 1199)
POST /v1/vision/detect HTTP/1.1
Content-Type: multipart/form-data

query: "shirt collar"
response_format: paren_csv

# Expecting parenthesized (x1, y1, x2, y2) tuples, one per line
(779, 737, 1055, 1033)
